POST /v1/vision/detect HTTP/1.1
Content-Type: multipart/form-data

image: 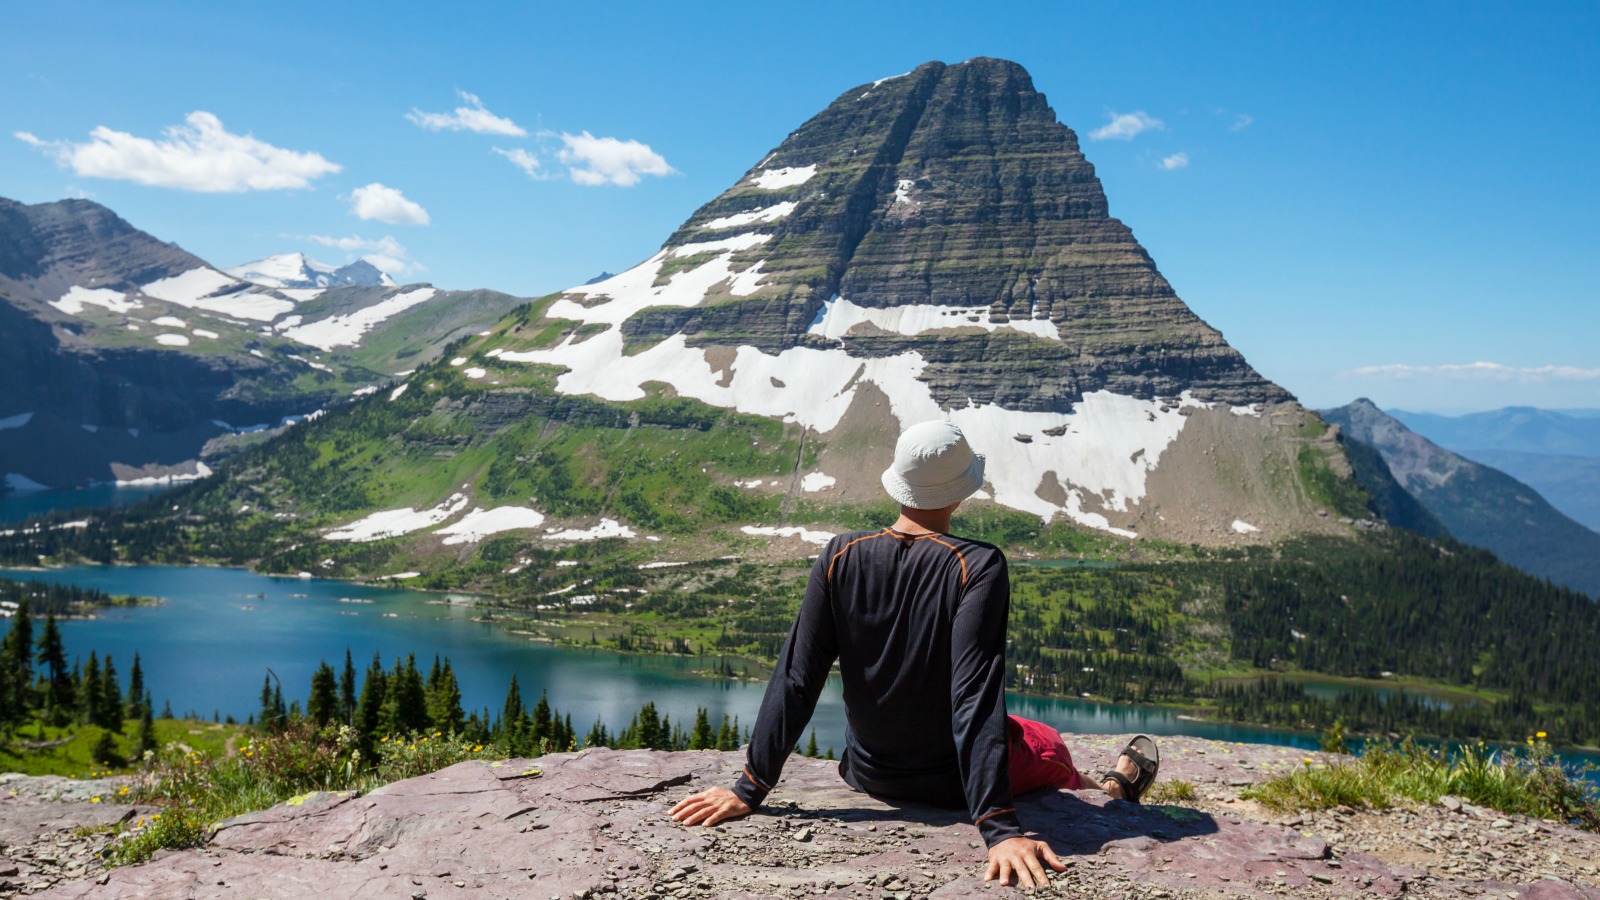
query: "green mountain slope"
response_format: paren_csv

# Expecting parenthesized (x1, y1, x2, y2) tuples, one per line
(1323, 400, 1600, 598)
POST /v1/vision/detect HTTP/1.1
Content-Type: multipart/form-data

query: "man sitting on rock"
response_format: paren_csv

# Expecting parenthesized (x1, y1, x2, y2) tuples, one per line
(670, 420, 1161, 889)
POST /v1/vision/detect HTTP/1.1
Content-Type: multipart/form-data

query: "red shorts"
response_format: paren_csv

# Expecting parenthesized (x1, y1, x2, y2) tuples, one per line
(1006, 715, 1085, 793)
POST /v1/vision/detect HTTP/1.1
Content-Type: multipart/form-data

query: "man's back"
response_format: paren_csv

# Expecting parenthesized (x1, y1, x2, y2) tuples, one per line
(824, 527, 1007, 803)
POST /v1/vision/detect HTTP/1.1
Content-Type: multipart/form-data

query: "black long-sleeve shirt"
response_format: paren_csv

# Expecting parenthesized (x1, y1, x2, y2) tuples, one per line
(731, 527, 1024, 847)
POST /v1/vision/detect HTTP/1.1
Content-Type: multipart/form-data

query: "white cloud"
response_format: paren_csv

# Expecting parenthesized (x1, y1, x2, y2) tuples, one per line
(407, 91, 527, 137)
(1230, 113, 1255, 132)
(1089, 111, 1164, 141)
(493, 146, 546, 178)
(1159, 152, 1189, 171)
(306, 234, 426, 277)
(347, 183, 430, 225)
(1342, 362, 1600, 383)
(556, 131, 674, 186)
(14, 112, 340, 192)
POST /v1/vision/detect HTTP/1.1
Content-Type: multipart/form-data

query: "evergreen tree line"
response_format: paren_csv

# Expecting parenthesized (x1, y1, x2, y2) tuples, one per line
(0, 599, 158, 760)
(1, 578, 125, 616)
(271, 650, 834, 765)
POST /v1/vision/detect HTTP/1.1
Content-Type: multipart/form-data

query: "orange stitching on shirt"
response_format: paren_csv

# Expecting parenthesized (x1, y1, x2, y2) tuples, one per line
(827, 528, 891, 581)
(743, 766, 773, 791)
(918, 534, 969, 585)
(974, 807, 1016, 826)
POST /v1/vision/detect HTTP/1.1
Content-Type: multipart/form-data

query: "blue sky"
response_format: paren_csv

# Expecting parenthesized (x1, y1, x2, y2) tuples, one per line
(3, 1, 1596, 413)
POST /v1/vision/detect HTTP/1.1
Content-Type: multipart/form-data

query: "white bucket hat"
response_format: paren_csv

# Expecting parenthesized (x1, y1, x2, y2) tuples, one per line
(880, 420, 986, 510)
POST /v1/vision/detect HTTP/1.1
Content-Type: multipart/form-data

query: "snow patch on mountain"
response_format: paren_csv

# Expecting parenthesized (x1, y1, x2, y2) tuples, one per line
(140, 268, 293, 321)
(808, 295, 1060, 341)
(742, 525, 836, 546)
(544, 518, 635, 541)
(280, 287, 438, 350)
(752, 166, 816, 189)
(436, 506, 546, 545)
(51, 286, 138, 315)
(705, 202, 797, 230)
(544, 235, 772, 327)
(324, 491, 470, 542)
(226, 253, 396, 290)
(800, 473, 836, 492)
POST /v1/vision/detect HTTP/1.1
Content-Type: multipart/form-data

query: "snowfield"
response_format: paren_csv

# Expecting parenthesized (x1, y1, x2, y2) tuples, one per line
(116, 462, 213, 486)
(324, 492, 470, 542)
(752, 166, 817, 189)
(435, 506, 546, 546)
(800, 473, 836, 492)
(281, 287, 438, 350)
(742, 525, 836, 546)
(808, 295, 1060, 342)
(141, 268, 293, 321)
(52, 286, 139, 315)
(544, 519, 635, 541)
(155, 334, 191, 346)
(705, 202, 797, 229)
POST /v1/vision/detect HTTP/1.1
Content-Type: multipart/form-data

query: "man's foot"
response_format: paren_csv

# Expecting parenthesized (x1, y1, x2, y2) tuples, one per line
(1099, 752, 1141, 799)
(1098, 735, 1160, 803)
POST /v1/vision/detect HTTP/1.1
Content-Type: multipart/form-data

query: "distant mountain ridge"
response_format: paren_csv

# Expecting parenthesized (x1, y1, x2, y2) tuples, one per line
(0, 196, 525, 489)
(1392, 406, 1600, 533)
(1324, 399, 1600, 598)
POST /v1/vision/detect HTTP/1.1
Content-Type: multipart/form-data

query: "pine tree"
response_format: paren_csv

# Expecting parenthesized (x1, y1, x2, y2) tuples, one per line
(0, 598, 34, 727)
(425, 660, 464, 734)
(78, 652, 102, 726)
(689, 708, 714, 750)
(354, 653, 388, 758)
(307, 661, 338, 727)
(339, 649, 357, 725)
(35, 615, 70, 725)
(532, 691, 553, 747)
(257, 674, 279, 732)
(584, 717, 610, 749)
(715, 714, 736, 751)
(805, 730, 819, 758)
(99, 654, 122, 731)
(382, 654, 428, 735)
(125, 653, 145, 720)
(135, 693, 156, 757)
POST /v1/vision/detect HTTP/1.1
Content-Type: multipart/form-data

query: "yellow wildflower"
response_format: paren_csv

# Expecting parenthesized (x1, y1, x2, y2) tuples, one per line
(90, 797, 101, 803)
(1536, 731, 1547, 739)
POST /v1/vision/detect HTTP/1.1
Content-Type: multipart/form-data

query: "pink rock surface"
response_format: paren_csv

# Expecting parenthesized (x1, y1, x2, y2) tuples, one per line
(28, 736, 1600, 898)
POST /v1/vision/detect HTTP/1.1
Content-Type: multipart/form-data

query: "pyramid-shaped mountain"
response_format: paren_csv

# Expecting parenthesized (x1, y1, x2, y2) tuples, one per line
(495, 58, 1336, 541)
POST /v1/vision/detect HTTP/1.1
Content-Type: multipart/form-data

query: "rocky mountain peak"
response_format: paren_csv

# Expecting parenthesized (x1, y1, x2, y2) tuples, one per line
(486, 58, 1342, 541)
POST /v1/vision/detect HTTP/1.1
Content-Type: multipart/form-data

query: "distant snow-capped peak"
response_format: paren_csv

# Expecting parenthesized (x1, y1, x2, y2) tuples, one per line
(226, 253, 396, 289)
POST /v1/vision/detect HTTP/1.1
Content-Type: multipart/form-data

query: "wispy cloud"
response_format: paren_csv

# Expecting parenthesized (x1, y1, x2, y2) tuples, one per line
(306, 234, 425, 277)
(1089, 111, 1164, 141)
(1342, 362, 1600, 383)
(1159, 152, 1190, 171)
(346, 183, 430, 226)
(14, 112, 340, 192)
(1230, 113, 1254, 132)
(407, 91, 527, 137)
(554, 131, 674, 187)
(493, 146, 546, 179)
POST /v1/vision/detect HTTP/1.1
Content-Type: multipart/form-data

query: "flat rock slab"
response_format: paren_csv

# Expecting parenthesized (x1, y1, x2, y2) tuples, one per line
(25, 736, 1600, 898)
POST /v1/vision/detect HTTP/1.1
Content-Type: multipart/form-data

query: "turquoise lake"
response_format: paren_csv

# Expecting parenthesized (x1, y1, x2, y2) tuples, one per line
(1, 564, 1596, 785)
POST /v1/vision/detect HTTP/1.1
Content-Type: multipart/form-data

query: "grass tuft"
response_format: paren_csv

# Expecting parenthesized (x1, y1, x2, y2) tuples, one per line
(1246, 737, 1600, 831)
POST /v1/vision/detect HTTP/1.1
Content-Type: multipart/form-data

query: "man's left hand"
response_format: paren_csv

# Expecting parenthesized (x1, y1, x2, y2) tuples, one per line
(669, 786, 752, 827)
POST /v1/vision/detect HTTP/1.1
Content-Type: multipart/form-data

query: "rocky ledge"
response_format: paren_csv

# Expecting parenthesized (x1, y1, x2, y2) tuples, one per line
(13, 735, 1600, 899)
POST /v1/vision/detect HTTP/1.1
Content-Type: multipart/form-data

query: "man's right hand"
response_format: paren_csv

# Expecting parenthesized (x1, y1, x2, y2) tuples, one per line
(984, 836, 1067, 889)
